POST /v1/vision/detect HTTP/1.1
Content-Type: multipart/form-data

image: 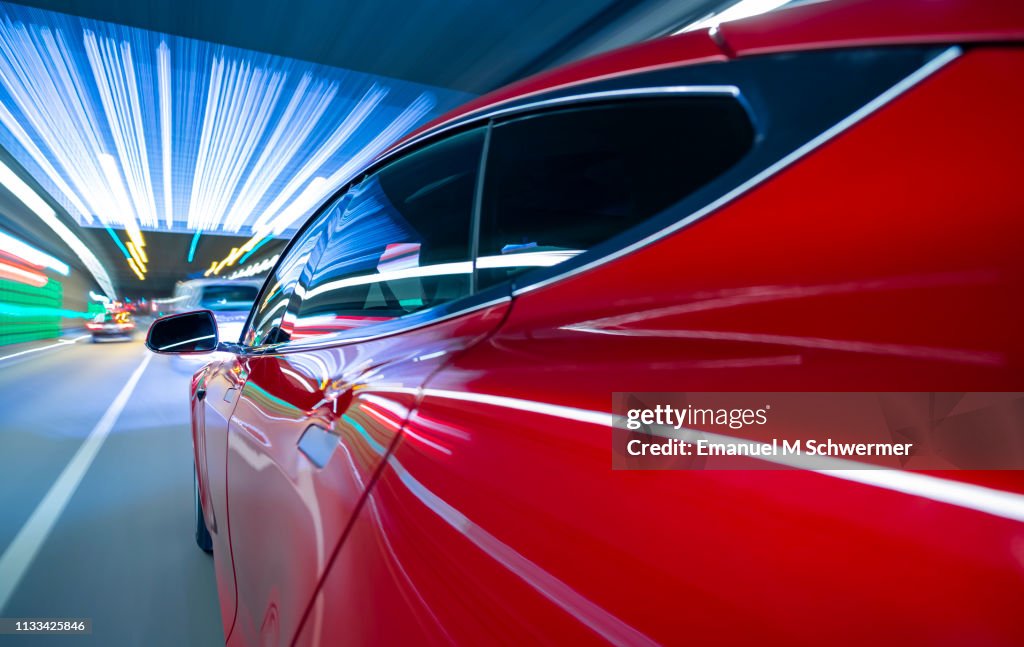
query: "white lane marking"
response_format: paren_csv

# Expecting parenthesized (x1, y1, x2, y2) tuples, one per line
(0, 352, 152, 611)
(406, 388, 1024, 524)
(0, 335, 90, 363)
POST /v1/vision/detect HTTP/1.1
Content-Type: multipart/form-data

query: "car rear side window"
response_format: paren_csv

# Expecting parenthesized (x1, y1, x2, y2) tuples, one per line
(476, 97, 754, 289)
(290, 128, 485, 340)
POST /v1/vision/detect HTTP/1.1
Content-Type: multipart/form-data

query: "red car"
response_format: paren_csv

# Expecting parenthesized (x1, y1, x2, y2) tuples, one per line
(147, 0, 1024, 644)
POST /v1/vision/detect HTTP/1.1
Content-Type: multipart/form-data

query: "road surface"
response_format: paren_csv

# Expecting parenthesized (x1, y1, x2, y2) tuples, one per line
(0, 334, 223, 645)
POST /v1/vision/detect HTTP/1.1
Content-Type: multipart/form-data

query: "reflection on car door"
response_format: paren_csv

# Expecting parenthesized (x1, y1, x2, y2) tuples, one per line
(224, 127, 494, 645)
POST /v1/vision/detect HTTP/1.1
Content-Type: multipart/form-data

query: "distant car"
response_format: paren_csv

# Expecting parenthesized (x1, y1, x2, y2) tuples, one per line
(170, 279, 262, 343)
(86, 311, 134, 342)
(147, 1, 1024, 644)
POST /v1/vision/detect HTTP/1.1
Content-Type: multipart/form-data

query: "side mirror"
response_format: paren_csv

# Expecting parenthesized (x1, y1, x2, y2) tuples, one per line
(146, 310, 219, 354)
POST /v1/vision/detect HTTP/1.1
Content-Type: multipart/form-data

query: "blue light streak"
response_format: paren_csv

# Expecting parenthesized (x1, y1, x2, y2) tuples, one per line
(239, 234, 272, 264)
(187, 230, 201, 263)
(104, 225, 132, 260)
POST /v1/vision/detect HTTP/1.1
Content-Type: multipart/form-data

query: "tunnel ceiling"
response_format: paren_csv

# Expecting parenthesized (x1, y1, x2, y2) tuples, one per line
(5, 0, 717, 93)
(89, 229, 285, 299)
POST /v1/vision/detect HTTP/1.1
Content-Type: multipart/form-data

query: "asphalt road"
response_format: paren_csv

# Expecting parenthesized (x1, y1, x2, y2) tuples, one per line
(0, 334, 223, 645)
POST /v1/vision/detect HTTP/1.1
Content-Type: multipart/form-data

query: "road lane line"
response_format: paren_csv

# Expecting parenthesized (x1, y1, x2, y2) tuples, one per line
(0, 335, 90, 363)
(0, 352, 152, 611)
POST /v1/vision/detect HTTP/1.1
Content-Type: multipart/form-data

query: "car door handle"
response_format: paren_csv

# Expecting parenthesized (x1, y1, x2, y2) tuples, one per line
(323, 382, 356, 415)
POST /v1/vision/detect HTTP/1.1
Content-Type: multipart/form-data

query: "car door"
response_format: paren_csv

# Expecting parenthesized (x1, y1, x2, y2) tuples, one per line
(222, 127, 508, 647)
(197, 207, 335, 641)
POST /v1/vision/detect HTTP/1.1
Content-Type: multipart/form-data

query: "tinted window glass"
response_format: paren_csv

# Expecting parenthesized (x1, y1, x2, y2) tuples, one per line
(291, 128, 484, 340)
(476, 97, 753, 288)
(245, 215, 331, 346)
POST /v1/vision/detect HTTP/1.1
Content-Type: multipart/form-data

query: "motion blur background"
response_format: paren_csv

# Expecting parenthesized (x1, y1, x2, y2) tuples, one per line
(0, 0, 792, 642)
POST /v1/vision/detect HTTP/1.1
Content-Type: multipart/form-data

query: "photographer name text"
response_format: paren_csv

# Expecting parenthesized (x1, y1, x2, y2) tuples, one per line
(625, 437, 913, 457)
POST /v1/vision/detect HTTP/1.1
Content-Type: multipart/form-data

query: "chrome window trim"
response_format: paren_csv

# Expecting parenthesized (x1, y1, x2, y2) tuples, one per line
(243, 46, 960, 353)
(249, 294, 512, 354)
(385, 85, 742, 162)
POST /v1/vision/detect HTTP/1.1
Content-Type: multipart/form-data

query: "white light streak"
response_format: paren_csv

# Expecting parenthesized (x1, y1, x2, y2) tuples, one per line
(401, 387, 1024, 524)
(187, 55, 286, 232)
(98, 152, 143, 249)
(0, 158, 115, 298)
(220, 74, 339, 232)
(248, 83, 389, 234)
(476, 250, 582, 269)
(157, 40, 173, 229)
(674, 0, 793, 33)
(84, 31, 158, 229)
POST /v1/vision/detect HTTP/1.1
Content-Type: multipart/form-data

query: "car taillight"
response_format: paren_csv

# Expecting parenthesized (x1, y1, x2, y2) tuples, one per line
(86, 323, 101, 330)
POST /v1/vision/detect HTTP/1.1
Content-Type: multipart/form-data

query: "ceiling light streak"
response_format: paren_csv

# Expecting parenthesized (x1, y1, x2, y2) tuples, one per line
(157, 40, 173, 229)
(249, 83, 389, 234)
(253, 92, 437, 244)
(0, 101, 92, 220)
(84, 31, 159, 229)
(0, 17, 112, 224)
(220, 73, 338, 232)
(238, 234, 272, 264)
(187, 229, 201, 263)
(126, 241, 147, 265)
(98, 152, 144, 250)
(187, 57, 285, 233)
(126, 256, 145, 280)
(104, 225, 131, 260)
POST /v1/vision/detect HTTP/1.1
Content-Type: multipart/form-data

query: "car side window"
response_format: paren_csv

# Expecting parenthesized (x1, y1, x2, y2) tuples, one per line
(244, 213, 333, 347)
(289, 127, 485, 341)
(475, 97, 754, 290)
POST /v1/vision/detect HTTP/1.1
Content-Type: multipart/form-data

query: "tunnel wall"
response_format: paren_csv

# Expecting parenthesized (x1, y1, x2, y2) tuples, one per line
(0, 271, 104, 347)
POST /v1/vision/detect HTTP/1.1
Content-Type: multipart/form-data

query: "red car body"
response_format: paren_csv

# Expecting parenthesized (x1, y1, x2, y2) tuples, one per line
(182, 1, 1024, 644)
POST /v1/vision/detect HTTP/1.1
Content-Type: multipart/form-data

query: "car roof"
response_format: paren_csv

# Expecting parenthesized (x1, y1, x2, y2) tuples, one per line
(390, 0, 1024, 151)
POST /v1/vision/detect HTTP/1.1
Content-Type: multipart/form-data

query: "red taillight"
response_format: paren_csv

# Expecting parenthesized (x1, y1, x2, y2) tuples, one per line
(86, 323, 101, 330)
